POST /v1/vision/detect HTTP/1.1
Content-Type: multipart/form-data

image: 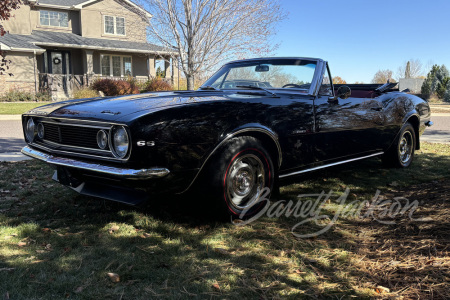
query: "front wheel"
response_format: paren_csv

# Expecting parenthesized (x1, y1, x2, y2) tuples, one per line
(382, 122, 416, 168)
(205, 136, 274, 218)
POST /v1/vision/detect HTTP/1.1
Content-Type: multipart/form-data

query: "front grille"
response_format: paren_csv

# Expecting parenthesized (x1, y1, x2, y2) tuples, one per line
(43, 122, 106, 150)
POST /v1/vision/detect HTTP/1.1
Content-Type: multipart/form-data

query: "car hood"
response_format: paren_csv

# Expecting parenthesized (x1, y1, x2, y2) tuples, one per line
(25, 91, 230, 122)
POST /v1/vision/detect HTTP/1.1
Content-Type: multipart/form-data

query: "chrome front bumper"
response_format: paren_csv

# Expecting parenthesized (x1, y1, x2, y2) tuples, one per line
(21, 146, 170, 179)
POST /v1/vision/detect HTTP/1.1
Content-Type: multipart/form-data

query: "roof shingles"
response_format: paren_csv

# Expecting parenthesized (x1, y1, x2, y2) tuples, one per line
(37, 0, 89, 7)
(0, 31, 168, 53)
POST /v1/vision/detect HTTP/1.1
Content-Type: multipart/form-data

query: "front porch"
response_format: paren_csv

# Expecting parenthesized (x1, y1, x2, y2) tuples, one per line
(37, 48, 178, 100)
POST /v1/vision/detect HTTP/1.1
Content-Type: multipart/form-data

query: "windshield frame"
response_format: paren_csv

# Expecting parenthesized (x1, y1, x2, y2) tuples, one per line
(201, 57, 325, 96)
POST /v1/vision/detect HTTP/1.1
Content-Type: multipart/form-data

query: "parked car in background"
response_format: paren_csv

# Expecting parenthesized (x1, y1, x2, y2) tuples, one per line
(21, 57, 432, 217)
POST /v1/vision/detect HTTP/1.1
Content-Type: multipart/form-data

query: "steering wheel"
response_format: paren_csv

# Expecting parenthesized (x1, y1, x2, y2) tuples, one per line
(282, 83, 303, 88)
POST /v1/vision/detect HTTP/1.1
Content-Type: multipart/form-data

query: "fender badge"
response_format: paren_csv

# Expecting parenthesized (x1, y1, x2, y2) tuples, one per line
(137, 141, 156, 146)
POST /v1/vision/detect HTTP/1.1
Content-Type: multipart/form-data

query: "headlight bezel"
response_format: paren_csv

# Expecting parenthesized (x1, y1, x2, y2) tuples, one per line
(37, 122, 45, 139)
(25, 118, 36, 143)
(109, 125, 130, 159)
(97, 130, 109, 150)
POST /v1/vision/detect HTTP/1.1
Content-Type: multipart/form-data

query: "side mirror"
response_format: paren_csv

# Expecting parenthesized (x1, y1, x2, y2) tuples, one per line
(336, 86, 351, 99)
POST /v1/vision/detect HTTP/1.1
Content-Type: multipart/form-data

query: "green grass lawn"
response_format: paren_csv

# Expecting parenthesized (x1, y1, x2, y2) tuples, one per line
(0, 102, 52, 115)
(0, 142, 449, 299)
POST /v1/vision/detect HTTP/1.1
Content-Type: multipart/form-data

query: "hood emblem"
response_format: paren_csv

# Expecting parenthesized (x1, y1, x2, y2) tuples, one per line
(101, 110, 121, 115)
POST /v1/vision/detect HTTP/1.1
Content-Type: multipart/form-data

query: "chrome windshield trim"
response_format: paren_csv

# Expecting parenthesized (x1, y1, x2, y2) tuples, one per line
(279, 152, 384, 179)
(21, 146, 169, 179)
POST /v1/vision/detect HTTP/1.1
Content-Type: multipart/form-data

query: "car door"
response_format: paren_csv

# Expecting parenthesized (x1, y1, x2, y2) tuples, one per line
(313, 65, 385, 164)
(274, 95, 316, 172)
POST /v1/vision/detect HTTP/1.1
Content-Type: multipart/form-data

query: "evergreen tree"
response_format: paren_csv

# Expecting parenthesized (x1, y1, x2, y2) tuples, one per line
(444, 82, 450, 103)
(405, 61, 411, 78)
(421, 64, 449, 99)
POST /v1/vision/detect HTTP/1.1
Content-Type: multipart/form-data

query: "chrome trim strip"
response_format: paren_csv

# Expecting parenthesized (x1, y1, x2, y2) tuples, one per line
(41, 139, 111, 153)
(21, 146, 169, 179)
(30, 142, 127, 162)
(23, 115, 125, 126)
(41, 120, 110, 130)
(279, 152, 384, 179)
(178, 127, 282, 194)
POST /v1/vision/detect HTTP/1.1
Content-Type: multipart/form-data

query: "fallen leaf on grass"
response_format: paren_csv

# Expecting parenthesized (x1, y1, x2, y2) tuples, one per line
(17, 242, 27, 247)
(293, 269, 306, 275)
(74, 286, 83, 293)
(214, 248, 230, 255)
(109, 225, 120, 234)
(212, 282, 220, 291)
(375, 285, 390, 293)
(107, 272, 120, 283)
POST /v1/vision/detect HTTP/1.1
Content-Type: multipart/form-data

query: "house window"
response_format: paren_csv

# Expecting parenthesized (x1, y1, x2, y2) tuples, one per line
(101, 55, 132, 77)
(104, 16, 126, 35)
(40, 10, 68, 27)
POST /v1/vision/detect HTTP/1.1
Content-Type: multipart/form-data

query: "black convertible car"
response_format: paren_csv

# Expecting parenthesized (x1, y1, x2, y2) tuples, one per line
(21, 57, 432, 217)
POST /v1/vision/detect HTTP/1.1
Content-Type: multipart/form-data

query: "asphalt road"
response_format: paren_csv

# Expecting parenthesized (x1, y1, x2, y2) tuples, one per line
(0, 119, 25, 153)
(0, 115, 448, 154)
(421, 115, 450, 144)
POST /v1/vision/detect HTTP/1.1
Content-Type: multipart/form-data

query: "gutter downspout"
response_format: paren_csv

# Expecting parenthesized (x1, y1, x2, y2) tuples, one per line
(33, 50, 38, 95)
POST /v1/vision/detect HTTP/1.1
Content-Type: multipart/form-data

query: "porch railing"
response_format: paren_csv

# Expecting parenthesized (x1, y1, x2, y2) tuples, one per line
(38, 74, 171, 100)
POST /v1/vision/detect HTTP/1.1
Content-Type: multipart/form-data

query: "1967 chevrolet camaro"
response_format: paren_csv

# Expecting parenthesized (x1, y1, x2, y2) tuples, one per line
(21, 57, 432, 217)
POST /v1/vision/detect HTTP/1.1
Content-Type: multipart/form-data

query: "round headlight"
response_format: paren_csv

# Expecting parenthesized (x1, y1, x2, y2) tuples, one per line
(25, 118, 36, 142)
(111, 126, 129, 158)
(97, 130, 108, 149)
(37, 123, 45, 139)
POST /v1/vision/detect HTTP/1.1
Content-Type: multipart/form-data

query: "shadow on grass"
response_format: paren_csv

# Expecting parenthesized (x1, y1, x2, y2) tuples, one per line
(0, 143, 449, 299)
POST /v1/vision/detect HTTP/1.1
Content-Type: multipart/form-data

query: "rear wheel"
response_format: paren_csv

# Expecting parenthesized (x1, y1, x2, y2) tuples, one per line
(204, 136, 274, 218)
(382, 122, 416, 168)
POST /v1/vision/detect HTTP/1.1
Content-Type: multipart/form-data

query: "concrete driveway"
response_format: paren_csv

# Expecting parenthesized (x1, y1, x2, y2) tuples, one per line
(0, 113, 448, 162)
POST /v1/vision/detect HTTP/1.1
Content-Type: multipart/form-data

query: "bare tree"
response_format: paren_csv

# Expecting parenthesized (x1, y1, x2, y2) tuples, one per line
(1, 0, 21, 76)
(142, 0, 286, 90)
(371, 69, 396, 84)
(395, 59, 423, 80)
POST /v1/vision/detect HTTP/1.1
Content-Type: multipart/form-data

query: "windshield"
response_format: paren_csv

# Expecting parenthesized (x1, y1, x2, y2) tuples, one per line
(201, 59, 318, 93)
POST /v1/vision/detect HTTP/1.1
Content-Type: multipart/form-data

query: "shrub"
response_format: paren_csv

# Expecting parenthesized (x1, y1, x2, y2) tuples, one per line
(35, 91, 51, 102)
(146, 78, 173, 92)
(92, 78, 139, 96)
(73, 87, 99, 99)
(0, 89, 51, 102)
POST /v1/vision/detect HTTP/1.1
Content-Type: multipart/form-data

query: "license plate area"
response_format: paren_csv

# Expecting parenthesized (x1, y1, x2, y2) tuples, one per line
(53, 166, 83, 188)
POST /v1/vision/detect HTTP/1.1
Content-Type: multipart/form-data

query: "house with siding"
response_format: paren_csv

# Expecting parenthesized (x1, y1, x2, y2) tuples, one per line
(0, 0, 177, 99)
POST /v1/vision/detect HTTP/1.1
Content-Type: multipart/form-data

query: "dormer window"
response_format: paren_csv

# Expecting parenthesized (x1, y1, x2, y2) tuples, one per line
(104, 16, 125, 36)
(40, 10, 68, 27)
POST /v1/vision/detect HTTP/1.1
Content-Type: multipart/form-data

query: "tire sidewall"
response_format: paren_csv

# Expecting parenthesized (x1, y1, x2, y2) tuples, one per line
(208, 137, 274, 218)
(396, 123, 415, 168)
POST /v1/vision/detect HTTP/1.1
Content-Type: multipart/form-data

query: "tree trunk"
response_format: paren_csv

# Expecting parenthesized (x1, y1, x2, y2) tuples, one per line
(186, 74, 194, 90)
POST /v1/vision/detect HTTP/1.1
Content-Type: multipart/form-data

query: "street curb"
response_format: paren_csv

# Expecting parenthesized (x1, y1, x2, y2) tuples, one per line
(0, 152, 31, 162)
(0, 115, 21, 121)
(431, 113, 450, 117)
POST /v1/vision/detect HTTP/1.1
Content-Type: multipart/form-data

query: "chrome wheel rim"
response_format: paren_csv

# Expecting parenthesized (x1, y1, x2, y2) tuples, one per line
(226, 154, 265, 210)
(399, 131, 413, 164)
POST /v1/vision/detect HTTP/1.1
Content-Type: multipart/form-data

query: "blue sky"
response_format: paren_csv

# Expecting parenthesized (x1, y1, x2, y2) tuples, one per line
(273, 0, 450, 83)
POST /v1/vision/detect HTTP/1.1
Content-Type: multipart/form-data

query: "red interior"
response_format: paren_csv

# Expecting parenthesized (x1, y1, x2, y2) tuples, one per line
(334, 89, 377, 98)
